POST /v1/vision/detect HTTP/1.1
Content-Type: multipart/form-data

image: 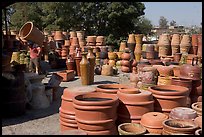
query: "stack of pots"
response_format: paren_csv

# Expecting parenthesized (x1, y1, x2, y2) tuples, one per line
(134, 34, 143, 62)
(140, 112, 169, 134)
(54, 30, 65, 46)
(145, 44, 157, 60)
(59, 86, 96, 131)
(158, 34, 171, 57)
(69, 37, 79, 56)
(191, 34, 198, 55)
(73, 92, 119, 135)
(171, 33, 180, 55)
(86, 36, 96, 46)
(180, 34, 191, 54)
(127, 34, 136, 60)
(117, 88, 154, 124)
(96, 36, 106, 46)
(99, 47, 108, 65)
(121, 48, 132, 73)
(116, 41, 127, 68)
(108, 50, 117, 67)
(61, 46, 68, 59)
(148, 85, 189, 115)
(156, 65, 173, 85)
(76, 31, 86, 49)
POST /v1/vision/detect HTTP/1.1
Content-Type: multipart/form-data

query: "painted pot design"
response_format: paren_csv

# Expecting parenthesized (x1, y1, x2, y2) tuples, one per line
(140, 112, 168, 134)
(162, 119, 199, 135)
(148, 85, 189, 114)
(191, 102, 202, 116)
(117, 88, 154, 124)
(118, 123, 147, 135)
(73, 92, 119, 135)
(169, 107, 197, 121)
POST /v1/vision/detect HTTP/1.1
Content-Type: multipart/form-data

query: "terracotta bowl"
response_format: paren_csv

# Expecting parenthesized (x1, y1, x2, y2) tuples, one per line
(118, 123, 147, 135)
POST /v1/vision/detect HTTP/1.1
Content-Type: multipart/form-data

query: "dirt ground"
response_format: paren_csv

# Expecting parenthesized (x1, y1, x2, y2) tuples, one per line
(2, 63, 123, 135)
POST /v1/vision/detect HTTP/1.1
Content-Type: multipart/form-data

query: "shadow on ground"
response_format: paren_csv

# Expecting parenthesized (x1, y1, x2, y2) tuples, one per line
(92, 80, 119, 85)
(2, 86, 66, 127)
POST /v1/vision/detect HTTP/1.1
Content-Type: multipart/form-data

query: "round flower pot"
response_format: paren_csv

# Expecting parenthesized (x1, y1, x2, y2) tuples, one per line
(118, 123, 146, 135)
(157, 66, 173, 77)
(169, 107, 197, 120)
(117, 88, 154, 124)
(148, 85, 189, 114)
(96, 84, 131, 94)
(121, 60, 131, 67)
(140, 112, 168, 134)
(162, 119, 199, 135)
(121, 50, 131, 60)
(73, 92, 119, 135)
(191, 102, 202, 116)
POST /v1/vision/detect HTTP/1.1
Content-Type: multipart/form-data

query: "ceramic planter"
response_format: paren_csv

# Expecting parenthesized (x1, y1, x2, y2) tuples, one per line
(139, 66, 157, 85)
(73, 92, 119, 135)
(140, 112, 168, 134)
(157, 66, 173, 77)
(169, 107, 197, 120)
(121, 49, 131, 60)
(108, 52, 117, 60)
(117, 88, 154, 124)
(162, 119, 199, 135)
(118, 123, 146, 135)
(148, 85, 189, 114)
(191, 102, 202, 116)
(171, 45, 180, 55)
(119, 41, 127, 52)
(121, 60, 131, 67)
(194, 116, 202, 128)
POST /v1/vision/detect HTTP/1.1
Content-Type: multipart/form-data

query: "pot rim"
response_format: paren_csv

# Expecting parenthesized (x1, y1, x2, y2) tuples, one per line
(96, 84, 131, 94)
(118, 123, 147, 135)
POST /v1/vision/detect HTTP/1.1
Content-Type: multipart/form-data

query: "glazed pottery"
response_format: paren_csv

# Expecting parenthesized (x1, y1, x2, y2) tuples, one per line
(194, 116, 202, 128)
(118, 123, 146, 135)
(162, 119, 199, 135)
(157, 66, 173, 77)
(96, 84, 131, 95)
(73, 92, 119, 135)
(80, 52, 90, 85)
(140, 112, 168, 134)
(117, 88, 154, 124)
(101, 64, 113, 76)
(87, 47, 95, 84)
(191, 102, 202, 116)
(148, 85, 189, 114)
(169, 107, 197, 120)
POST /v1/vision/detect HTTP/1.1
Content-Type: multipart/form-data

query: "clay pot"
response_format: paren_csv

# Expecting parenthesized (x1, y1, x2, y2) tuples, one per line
(135, 34, 143, 44)
(194, 116, 202, 128)
(121, 48, 131, 60)
(87, 47, 95, 84)
(191, 80, 202, 96)
(148, 85, 189, 114)
(191, 34, 198, 46)
(86, 36, 96, 45)
(191, 102, 202, 116)
(171, 45, 180, 55)
(172, 66, 180, 77)
(171, 78, 192, 96)
(118, 123, 146, 135)
(169, 107, 197, 120)
(66, 55, 75, 71)
(73, 92, 119, 135)
(157, 66, 173, 77)
(119, 41, 127, 52)
(96, 84, 131, 94)
(80, 52, 90, 85)
(179, 58, 201, 80)
(69, 31, 77, 38)
(127, 43, 136, 54)
(171, 34, 180, 45)
(121, 60, 131, 67)
(121, 66, 131, 73)
(139, 66, 157, 85)
(54, 31, 65, 41)
(108, 60, 116, 67)
(158, 34, 170, 45)
(129, 73, 139, 84)
(195, 129, 202, 135)
(180, 34, 191, 45)
(146, 44, 155, 52)
(96, 36, 105, 46)
(140, 112, 168, 134)
(101, 64, 113, 76)
(134, 52, 142, 62)
(173, 53, 182, 63)
(74, 48, 82, 76)
(117, 88, 154, 124)
(162, 119, 199, 135)
(134, 44, 142, 53)
(148, 59, 163, 65)
(108, 52, 117, 60)
(127, 34, 136, 44)
(100, 47, 108, 59)
(71, 37, 79, 46)
(158, 45, 171, 57)
(115, 52, 123, 60)
(146, 51, 155, 59)
(186, 54, 198, 64)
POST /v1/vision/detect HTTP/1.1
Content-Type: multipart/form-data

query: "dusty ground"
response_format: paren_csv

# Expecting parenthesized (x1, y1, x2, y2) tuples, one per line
(2, 63, 124, 135)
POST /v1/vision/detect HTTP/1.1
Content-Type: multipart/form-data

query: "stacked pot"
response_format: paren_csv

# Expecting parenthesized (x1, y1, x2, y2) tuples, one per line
(156, 65, 173, 86)
(121, 48, 132, 73)
(108, 50, 117, 67)
(59, 87, 96, 131)
(86, 36, 96, 47)
(145, 44, 157, 60)
(180, 34, 191, 54)
(197, 34, 202, 58)
(76, 31, 86, 49)
(148, 85, 189, 115)
(116, 41, 127, 69)
(117, 88, 154, 124)
(73, 92, 119, 135)
(127, 34, 136, 60)
(158, 34, 171, 57)
(54, 30, 65, 47)
(134, 34, 143, 62)
(96, 36, 106, 47)
(171, 33, 180, 55)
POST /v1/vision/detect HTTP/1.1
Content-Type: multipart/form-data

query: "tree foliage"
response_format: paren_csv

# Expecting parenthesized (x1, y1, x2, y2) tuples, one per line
(5, 2, 150, 46)
(159, 16, 168, 28)
(170, 20, 176, 26)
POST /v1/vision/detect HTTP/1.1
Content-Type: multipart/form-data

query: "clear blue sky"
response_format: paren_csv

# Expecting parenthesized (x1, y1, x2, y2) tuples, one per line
(143, 2, 202, 27)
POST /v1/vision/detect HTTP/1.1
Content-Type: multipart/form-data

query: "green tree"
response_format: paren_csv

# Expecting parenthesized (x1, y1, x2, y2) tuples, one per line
(134, 16, 153, 35)
(159, 16, 168, 28)
(170, 20, 176, 26)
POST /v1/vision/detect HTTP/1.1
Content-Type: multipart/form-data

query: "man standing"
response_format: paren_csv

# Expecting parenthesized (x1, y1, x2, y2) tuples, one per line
(28, 41, 42, 74)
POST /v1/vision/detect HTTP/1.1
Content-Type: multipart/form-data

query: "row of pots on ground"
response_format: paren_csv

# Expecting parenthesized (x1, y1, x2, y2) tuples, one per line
(59, 84, 202, 135)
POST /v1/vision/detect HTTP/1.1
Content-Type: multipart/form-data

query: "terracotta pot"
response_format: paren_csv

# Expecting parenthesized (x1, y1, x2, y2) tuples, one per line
(96, 36, 105, 46)
(56, 70, 75, 82)
(192, 46, 198, 55)
(86, 36, 96, 45)
(121, 48, 131, 60)
(66, 55, 75, 71)
(19, 21, 44, 46)
(118, 123, 146, 135)
(96, 84, 131, 94)
(121, 66, 131, 73)
(138, 66, 157, 85)
(119, 41, 127, 52)
(180, 34, 191, 45)
(146, 44, 155, 52)
(121, 60, 131, 67)
(172, 66, 180, 77)
(127, 34, 136, 44)
(129, 73, 139, 84)
(186, 54, 198, 64)
(195, 129, 202, 135)
(60, 119, 78, 131)
(173, 53, 182, 63)
(191, 80, 202, 96)
(127, 43, 136, 54)
(140, 112, 168, 134)
(108, 52, 117, 60)
(54, 31, 65, 41)
(157, 34, 170, 45)
(191, 102, 202, 116)
(135, 34, 143, 44)
(171, 45, 180, 55)
(146, 51, 155, 59)
(108, 60, 115, 67)
(179, 58, 201, 80)
(148, 59, 163, 65)
(157, 66, 173, 77)
(71, 37, 79, 46)
(162, 119, 199, 135)
(191, 34, 198, 46)
(148, 85, 189, 113)
(101, 64, 113, 76)
(171, 34, 180, 45)
(116, 52, 123, 60)
(134, 44, 142, 53)
(69, 31, 77, 38)
(134, 52, 142, 62)
(158, 45, 171, 57)
(194, 116, 202, 128)
(80, 52, 90, 85)
(73, 92, 119, 135)
(180, 45, 191, 54)
(169, 107, 197, 120)
(117, 88, 154, 124)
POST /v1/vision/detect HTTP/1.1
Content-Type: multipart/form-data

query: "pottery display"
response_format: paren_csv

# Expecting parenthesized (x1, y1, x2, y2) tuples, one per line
(73, 92, 119, 135)
(80, 52, 90, 85)
(148, 85, 189, 114)
(140, 112, 168, 134)
(118, 123, 146, 135)
(162, 119, 199, 135)
(169, 107, 197, 120)
(117, 88, 154, 124)
(191, 102, 202, 116)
